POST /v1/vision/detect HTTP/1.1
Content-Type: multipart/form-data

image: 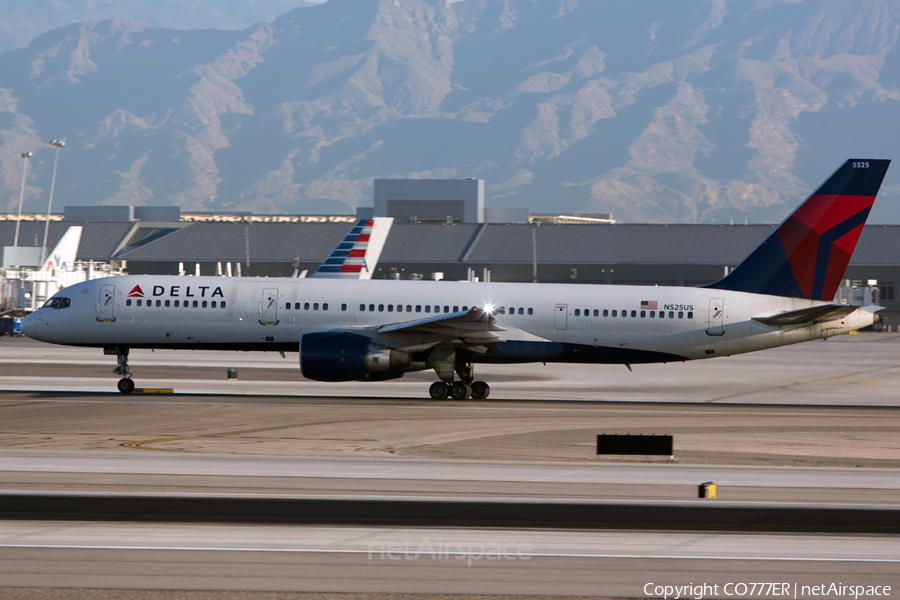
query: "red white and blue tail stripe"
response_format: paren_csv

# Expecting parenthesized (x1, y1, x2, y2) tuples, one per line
(310, 217, 393, 279)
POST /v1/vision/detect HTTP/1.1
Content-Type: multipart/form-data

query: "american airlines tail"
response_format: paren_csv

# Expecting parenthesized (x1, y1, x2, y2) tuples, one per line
(706, 160, 890, 300)
(310, 217, 393, 279)
(40, 226, 83, 272)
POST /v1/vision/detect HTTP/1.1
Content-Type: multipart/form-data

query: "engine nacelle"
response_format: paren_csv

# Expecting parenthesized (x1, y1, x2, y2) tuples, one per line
(300, 332, 410, 382)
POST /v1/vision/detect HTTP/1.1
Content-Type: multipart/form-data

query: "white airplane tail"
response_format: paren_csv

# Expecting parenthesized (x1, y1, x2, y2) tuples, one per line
(40, 226, 82, 272)
(310, 217, 393, 279)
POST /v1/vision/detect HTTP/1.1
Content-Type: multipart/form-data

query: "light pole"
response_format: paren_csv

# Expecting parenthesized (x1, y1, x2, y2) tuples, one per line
(40, 140, 65, 265)
(14, 151, 33, 247)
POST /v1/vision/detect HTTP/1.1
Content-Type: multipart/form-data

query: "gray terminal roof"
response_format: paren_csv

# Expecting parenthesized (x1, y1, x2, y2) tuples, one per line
(0, 221, 134, 261)
(2, 220, 898, 266)
(115, 222, 353, 262)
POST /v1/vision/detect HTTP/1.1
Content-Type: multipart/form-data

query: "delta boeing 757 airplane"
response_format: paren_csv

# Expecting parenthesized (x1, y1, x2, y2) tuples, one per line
(22, 159, 890, 398)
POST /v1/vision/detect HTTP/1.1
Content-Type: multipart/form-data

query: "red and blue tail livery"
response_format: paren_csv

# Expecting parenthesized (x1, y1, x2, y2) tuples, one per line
(707, 159, 890, 300)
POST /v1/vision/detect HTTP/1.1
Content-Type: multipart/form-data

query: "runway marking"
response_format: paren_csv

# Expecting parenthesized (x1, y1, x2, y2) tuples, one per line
(1, 398, 897, 419)
(0, 543, 898, 562)
(704, 364, 900, 403)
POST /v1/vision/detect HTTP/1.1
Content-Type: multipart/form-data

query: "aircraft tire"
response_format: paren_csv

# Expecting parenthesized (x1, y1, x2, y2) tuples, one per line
(429, 381, 449, 400)
(450, 381, 472, 400)
(470, 381, 490, 400)
(117, 378, 135, 394)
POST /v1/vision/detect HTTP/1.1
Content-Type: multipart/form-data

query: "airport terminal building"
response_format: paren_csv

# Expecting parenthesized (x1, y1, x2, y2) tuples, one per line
(2, 216, 898, 322)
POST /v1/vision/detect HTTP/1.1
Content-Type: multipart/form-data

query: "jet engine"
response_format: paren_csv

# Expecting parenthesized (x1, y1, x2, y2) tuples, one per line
(300, 332, 410, 382)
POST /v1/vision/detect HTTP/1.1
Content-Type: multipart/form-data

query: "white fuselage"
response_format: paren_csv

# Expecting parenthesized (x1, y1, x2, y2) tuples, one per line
(24, 275, 874, 367)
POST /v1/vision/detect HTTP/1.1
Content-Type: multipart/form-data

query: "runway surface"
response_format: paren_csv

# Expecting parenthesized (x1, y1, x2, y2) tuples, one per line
(2, 333, 900, 404)
(1, 334, 899, 597)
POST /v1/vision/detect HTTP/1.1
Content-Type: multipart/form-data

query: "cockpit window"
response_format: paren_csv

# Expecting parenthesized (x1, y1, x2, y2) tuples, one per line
(42, 297, 70, 309)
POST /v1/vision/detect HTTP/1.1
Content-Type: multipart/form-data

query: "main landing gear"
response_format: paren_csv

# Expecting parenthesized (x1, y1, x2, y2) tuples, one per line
(111, 347, 134, 394)
(428, 379, 490, 400)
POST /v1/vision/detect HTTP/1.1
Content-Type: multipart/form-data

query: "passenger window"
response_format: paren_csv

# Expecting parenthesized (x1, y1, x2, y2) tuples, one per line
(369, 304, 374, 312)
(443, 306, 449, 313)
(528, 308, 533, 315)
(603, 309, 608, 317)
(678, 311, 684, 319)
(425, 306, 431, 313)
(659, 311, 665, 318)
(584, 308, 589, 316)
(518, 308, 523, 315)
(388, 304, 393, 312)
(342, 304, 347, 311)
(378, 304, 384, 312)
(631, 310, 636, 317)
(416, 305, 422, 313)
(211, 301, 217, 308)
(294, 302, 300, 310)
(165, 300, 171, 308)
(221, 301, 226, 308)
(509, 307, 515, 314)
(137, 299, 142, 307)
(202, 301, 207, 308)
(611, 310, 616, 317)
(649, 310, 655, 318)
(406, 305, 412, 312)
(323, 303, 328, 311)
(593, 309, 598, 317)
(574, 309, 580, 316)
(668, 311, 674, 318)
(126, 299, 132, 307)
(687, 311, 693, 319)
(304, 302, 310, 310)
(360, 304, 365, 312)
(193, 300, 199, 308)
(640, 310, 645, 318)
(313, 303, 319, 310)
(453, 306, 459, 312)
(622, 310, 627, 317)
(174, 300, 180, 307)
(285, 302, 291, 310)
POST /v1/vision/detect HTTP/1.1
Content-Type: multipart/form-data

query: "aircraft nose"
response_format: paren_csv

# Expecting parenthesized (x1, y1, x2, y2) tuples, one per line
(21, 312, 38, 340)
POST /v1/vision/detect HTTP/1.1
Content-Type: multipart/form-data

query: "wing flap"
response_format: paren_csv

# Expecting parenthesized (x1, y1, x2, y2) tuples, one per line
(753, 304, 858, 327)
(377, 307, 506, 342)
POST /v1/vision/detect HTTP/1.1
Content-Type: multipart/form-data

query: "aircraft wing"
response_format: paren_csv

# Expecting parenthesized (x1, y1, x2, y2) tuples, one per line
(753, 304, 859, 327)
(377, 307, 506, 344)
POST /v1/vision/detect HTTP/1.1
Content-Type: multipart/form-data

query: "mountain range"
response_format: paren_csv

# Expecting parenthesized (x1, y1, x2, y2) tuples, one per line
(1, 0, 899, 224)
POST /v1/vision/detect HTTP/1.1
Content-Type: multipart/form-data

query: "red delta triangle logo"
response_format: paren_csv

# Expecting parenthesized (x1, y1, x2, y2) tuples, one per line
(127, 285, 145, 298)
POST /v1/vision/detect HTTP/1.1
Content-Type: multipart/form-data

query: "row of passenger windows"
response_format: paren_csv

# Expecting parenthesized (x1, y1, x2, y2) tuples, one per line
(573, 308, 693, 319)
(126, 298, 227, 309)
(285, 302, 343, 311)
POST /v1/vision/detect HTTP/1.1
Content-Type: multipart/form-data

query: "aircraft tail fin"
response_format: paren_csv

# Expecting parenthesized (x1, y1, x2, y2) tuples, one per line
(705, 159, 890, 300)
(40, 226, 82, 272)
(310, 217, 393, 279)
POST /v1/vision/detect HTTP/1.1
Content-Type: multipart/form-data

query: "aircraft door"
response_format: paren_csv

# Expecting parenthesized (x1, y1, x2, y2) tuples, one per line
(706, 298, 724, 336)
(260, 288, 279, 325)
(554, 304, 567, 330)
(97, 284, 116, 322)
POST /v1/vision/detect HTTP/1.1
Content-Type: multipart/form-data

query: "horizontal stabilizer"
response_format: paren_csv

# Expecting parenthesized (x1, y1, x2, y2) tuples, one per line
(752, 304, 858, 327)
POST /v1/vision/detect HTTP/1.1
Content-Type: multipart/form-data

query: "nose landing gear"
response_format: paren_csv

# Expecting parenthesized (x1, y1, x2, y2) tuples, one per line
(106, 346, 134, 394)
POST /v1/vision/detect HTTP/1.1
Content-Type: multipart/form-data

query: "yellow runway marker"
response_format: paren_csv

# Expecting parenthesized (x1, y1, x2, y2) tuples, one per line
(134, 388, 174, 394)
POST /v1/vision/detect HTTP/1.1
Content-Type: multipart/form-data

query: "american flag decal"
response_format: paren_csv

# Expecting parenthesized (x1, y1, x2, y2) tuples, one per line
(641, 300, 658, 310)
